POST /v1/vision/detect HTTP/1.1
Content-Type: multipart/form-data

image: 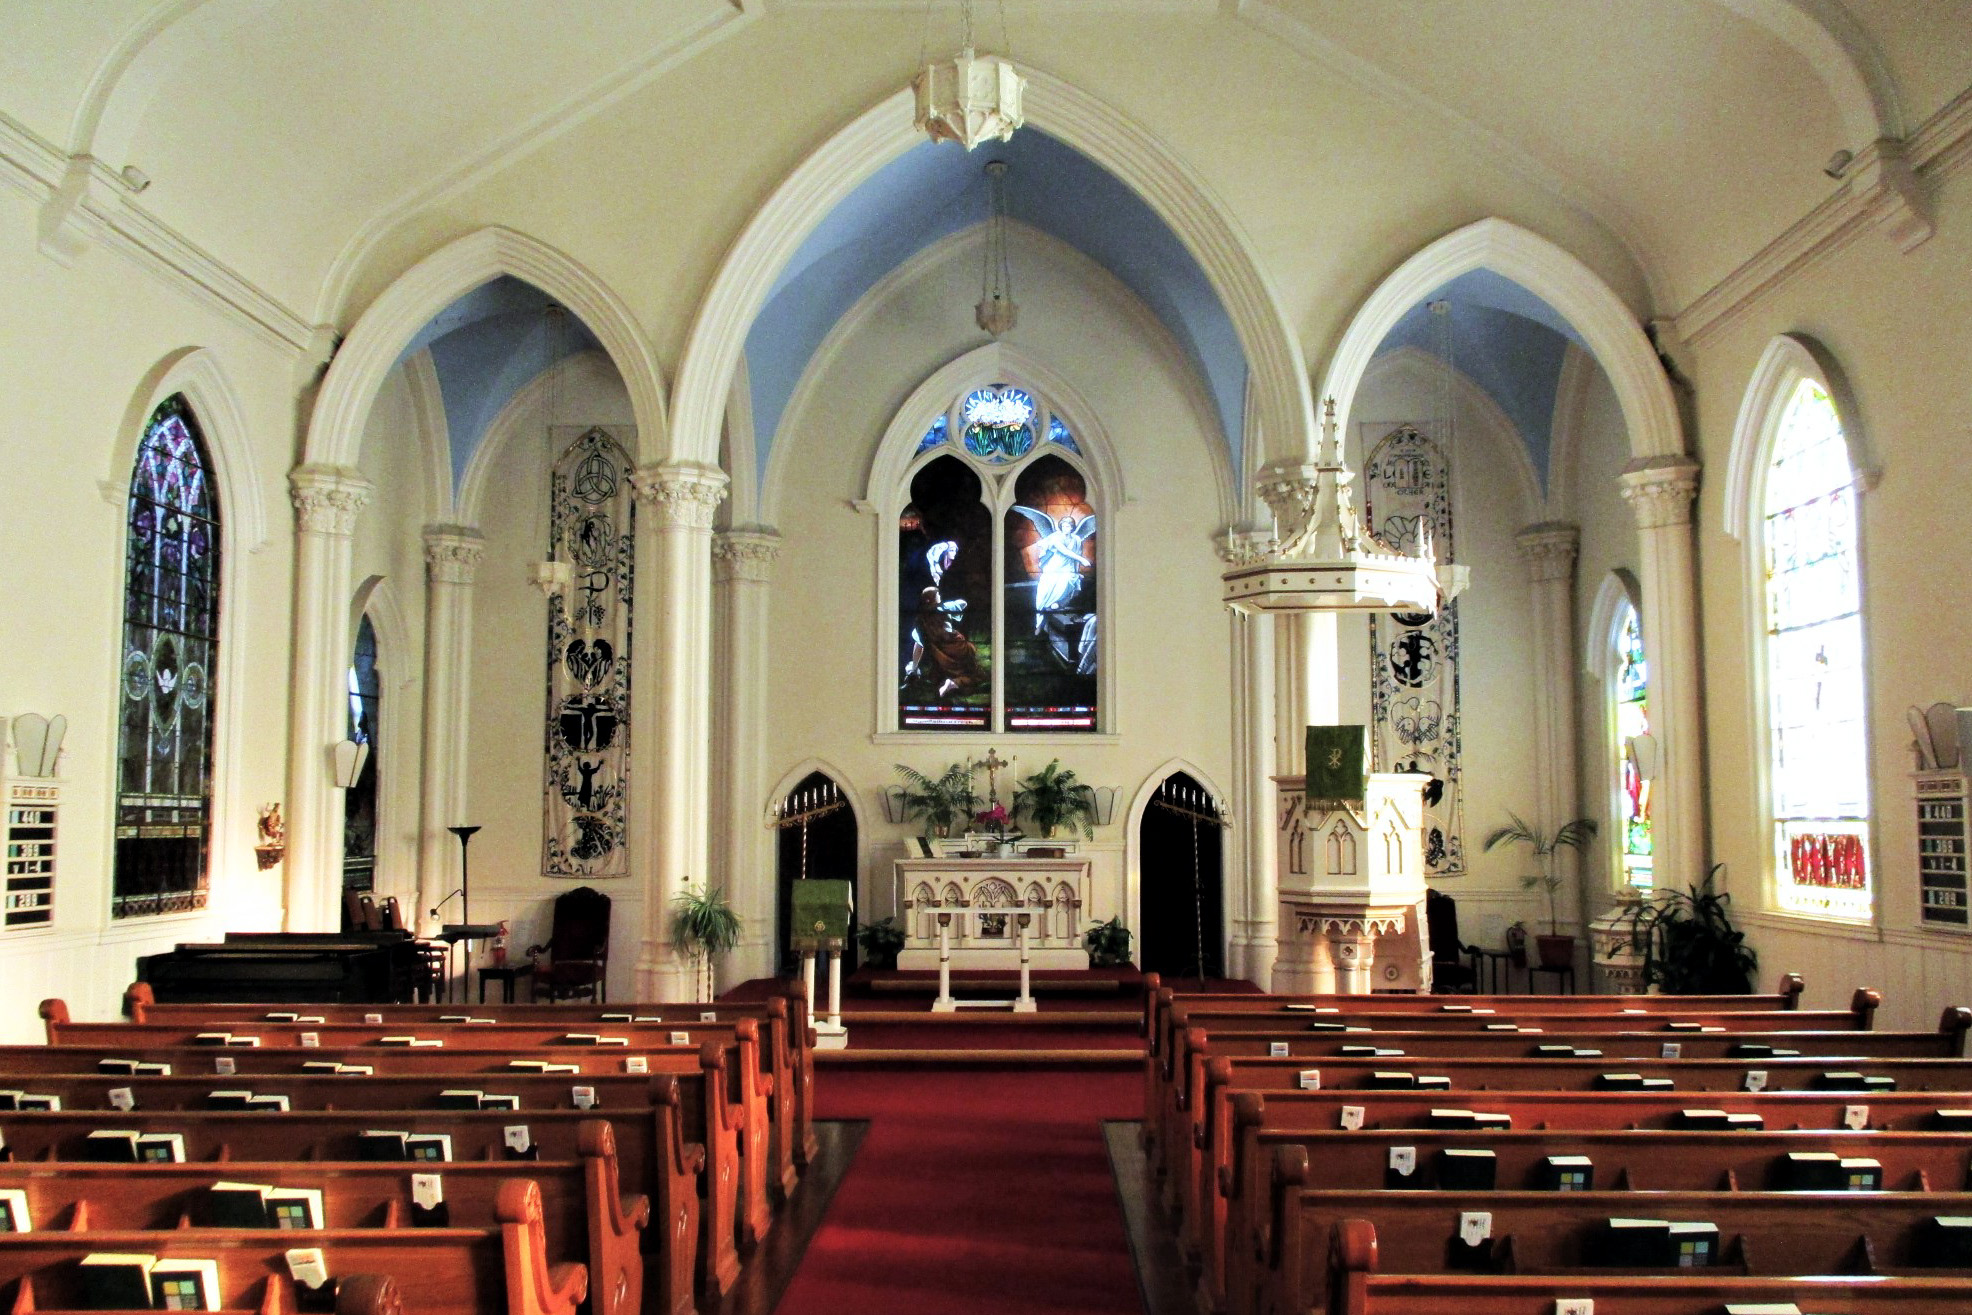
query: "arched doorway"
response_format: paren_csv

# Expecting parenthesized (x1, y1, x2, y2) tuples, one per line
(774, 771, 860, 976)
(1138, 771, 1224, 981)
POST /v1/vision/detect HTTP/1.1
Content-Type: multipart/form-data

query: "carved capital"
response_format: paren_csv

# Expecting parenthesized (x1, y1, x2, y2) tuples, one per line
(631, 463, 728, 531)
(422, 525, 486, 586)
(1515, 521, 1580, 583)
(289, 464, 372, 537)
(1619, 455, 1701, 531)
(713, 529, 781, 583)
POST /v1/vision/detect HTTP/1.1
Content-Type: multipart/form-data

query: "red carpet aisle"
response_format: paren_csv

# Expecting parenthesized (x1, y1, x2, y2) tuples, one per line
(773, 1067, 1143, 1314)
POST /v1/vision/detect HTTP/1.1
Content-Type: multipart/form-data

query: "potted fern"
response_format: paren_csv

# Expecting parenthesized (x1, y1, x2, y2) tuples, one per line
(855, 916, 908, 972)
(1012, 759, 1097, 840)
(1483, 812, 1598, 971)
(892, 760, 981, 840)
(670, 882, 743, 1003)
(1083, 916, 1133, 968)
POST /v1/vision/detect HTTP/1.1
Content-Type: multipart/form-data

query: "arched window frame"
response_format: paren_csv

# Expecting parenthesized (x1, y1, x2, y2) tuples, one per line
(105, 352, 259, 926)
(1726, 334, 1879, 924)
(867, 348, 1121, 741)
(1586, 570, 1651, 895)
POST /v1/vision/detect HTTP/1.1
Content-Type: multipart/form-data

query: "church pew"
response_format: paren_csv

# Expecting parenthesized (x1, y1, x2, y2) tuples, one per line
(0, 1095, 727, 1303)
(1158, 1010, 1972, 1186)
(0, 1119, 649, 1315)
(40, 1000, 776, 1259)
(1188, 1084, 1972, 1307)
(123, 981, 819, 1190)
(1215, 1120, 1972, 1315)
(1335, 1269, 1972, 1315)
(0, 1177, 583, 1315)
(1273, 1189, 1972, 1315)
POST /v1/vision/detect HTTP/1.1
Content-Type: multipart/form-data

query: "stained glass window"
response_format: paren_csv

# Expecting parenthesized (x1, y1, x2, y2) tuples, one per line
(896, 387, 1099, 733)
(1614, 603, 1652, 892)
(114, 395, 218, 918)
(1763, 379, 1870, 919)
(343, 617, 380, 896)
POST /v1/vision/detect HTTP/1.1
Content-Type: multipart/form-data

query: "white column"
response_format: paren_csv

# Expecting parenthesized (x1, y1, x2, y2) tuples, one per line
(284, 465, 373, 932)
(1014, 914, 1036, 1012)
(1516, 522, 1582, 935)
(712, 529, 781, 986)
(1619, 457, 1705, 892)
(416, 526, 484, 934)
(826, 950, 844, 1028)
(932, 913, 956, 1012)
(629, 462, 729, 998)
(1229, 604, 1279, 985)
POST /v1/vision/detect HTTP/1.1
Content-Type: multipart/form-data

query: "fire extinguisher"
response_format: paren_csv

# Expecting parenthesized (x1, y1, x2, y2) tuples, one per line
(491, 920, 509, 967)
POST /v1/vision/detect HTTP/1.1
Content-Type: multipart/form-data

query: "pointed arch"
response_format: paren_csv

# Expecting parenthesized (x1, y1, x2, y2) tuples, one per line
(1723, 332, 1878, 539)
(1320, 219, 1684, 464)
(763, 758, 869, 837)
(1583, 569, 1643, 677)
(304, 226, 668, 472)
(671, 69, 1313, 477)
(1125, 758, 1233, 970)
(1359, 343, 1545, 527)
(347, 575, 417, 911)
(397, 348, 456, 527)
(110, 347, 267, 554)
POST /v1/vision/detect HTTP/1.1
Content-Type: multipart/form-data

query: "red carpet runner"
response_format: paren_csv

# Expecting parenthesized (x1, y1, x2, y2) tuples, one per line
(774, 1066, 1144, 1314)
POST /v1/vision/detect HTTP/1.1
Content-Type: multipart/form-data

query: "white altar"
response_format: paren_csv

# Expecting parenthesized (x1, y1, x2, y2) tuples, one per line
(894, 855, 1094, 970)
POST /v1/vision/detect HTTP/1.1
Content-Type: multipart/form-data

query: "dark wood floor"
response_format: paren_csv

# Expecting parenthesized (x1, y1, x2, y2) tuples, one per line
(1104, 1120, 1195, 1315)
(713, 1120, 869, 1315)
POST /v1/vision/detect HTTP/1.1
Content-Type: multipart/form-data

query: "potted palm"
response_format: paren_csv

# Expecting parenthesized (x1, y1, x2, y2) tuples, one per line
(1483, 812, 1598, 971)
(893, 760, 982, 840)
(670, 882, 743, 1003)
(1012, 759, 1097, 840)
(1636, 865, 1757, 994)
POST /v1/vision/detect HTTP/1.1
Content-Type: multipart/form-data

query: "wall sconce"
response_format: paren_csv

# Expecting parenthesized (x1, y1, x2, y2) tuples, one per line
(528, 560, 573, 598)
(331, 738, 370, 790)
(1627, 733, 1660, 782)
(880, 786, 910, 825)
(1079, 785, 1118, 827)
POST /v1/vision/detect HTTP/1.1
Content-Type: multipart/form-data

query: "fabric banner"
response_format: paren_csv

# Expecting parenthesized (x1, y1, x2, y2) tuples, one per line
(543, 426, 635, 879)
(1362, 423, 1464, 877)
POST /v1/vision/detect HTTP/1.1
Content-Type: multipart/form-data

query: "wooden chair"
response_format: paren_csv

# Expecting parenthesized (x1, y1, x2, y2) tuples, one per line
(528, 886, 612, 1003)
(1425, 888, 1479, 992)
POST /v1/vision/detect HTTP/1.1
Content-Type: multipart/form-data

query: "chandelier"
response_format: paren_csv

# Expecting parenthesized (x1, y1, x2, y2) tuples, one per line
(914, 0, 1024, 151)
(976, 160, 1017, 336)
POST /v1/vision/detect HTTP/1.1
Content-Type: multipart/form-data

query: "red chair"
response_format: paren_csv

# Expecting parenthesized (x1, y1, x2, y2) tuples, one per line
(528, 886, 612, 1003)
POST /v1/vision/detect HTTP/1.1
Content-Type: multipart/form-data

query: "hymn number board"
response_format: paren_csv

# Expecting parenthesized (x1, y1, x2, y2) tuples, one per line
(3, 778, 57, 929)
(1917, 771, 1970, 927)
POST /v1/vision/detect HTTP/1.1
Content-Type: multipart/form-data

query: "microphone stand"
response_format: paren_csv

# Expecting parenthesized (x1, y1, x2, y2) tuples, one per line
(447, 826, 482, 927)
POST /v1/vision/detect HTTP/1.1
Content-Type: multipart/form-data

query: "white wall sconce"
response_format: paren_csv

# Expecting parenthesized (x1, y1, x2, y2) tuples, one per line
(1627, 733, 1660, 782)
(330, 738, 370, 790)
(528, 560, 573, 598)
(880, 786, 910, 825)
(1079, 785, 1118, 827)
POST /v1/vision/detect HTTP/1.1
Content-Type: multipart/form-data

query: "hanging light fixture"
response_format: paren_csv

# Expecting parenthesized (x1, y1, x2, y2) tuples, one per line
(976, 159, 1018, 337)
(914, 0, 1024, 151)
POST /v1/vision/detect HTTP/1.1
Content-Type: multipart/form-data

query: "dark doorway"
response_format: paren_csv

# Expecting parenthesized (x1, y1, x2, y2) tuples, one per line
(1138, 771, 1224, 981)
(774, 771, 860, 976)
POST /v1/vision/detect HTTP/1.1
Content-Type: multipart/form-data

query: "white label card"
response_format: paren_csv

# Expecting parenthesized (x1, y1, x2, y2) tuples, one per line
(299, 1033, 320, 1049)
(1844, 1104, 1869, 1130)
(1339, 1106, 1365, 1131)
(214, 1057, 236, 1076)
(1554, 1301, 1595, 1315)
(364, 1013, 383, 1024)
(572, 1086, 596, 1110)
(1660, 1042, 1682, 1059)
(1459, 1211, 1493, 1246)
(503, 1125, 532, 1152)
(1298, 1070, 1321, 1090)
(108, 1087, 134, 1111)
(1269, 1042, 1289, 1058)
(700, 1012, 718, 1022)
(624, 1057, 648, 1074)
(670, 1031, 690, 1045)
(411, 1173, 443, 1208)
(1388, 1146, 1416, 1175)
(285, 1248, 329, 1289)
(1743, 1070, 1768, 1092)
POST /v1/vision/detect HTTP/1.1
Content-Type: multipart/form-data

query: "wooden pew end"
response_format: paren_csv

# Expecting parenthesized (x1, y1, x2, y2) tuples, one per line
(335, 1274, 407, 1315)
(1943, 1006, 1972, 1057)
(1780, 972, 1805, 1007)
(1852, 987, 1883, 1029)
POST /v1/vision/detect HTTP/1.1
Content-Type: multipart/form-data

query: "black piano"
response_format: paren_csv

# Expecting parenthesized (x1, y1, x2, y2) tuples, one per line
(136, 931, 421, 1005)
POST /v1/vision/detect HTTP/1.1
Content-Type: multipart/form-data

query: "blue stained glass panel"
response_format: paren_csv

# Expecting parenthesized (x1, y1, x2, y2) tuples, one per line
(1047, 415, 1080, 453)
(960, 385, 1035, 463)
(916, 414, 949, 454)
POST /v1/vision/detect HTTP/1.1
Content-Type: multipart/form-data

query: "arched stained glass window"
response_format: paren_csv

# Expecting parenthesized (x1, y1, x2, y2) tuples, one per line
(896, 382, 1100, 732)
(115, 395, 219, 918)
(1614, 603, 1653, 892)
(343, 616, 380, 896)
(1762, 378, 1870, 919)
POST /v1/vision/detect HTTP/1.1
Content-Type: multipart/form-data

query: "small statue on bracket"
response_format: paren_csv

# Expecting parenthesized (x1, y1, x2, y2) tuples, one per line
(254, 802, 286, 870)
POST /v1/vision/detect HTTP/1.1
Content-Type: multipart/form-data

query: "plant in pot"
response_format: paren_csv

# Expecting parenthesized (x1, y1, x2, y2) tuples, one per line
(1636, 864, 1758, 994)
(893, 760, 981, 840)
(1083, 916, 1133, 968)
(1012, 759, 1097, 840)
(1483, 812, 1599, 971)
(670, 882, 744, 1003)
(856, 916, 907, 973)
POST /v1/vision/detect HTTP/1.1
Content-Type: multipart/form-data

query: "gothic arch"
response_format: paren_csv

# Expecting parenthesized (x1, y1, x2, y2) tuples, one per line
(1723, 332, 1878, 540)
(1319, 218, 1685, 464)
(304, 226, 668, 473)
(109, 346, 267, 554)
(1358, 344, 1545, 527)
(1125, 758, 1234, 974)
(671, 69, 1314, 477)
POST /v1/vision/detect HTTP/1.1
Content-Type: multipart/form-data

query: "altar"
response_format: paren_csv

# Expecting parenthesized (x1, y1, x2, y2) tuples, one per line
(893, 854, 1094, 970)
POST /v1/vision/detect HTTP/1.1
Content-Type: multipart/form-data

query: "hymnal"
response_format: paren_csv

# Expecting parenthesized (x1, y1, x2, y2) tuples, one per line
(1538, 1154, 1593, 1192)
(1437, 1147, 1497, 1191)
(405, 1133, 451, 1163)
(77, 1252, 158, 1308)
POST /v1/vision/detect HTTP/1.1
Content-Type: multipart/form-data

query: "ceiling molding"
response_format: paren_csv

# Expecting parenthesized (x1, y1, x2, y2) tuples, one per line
(1231, 0, 1672, 312)
(66, 0, 213, 157)
(310, 3, 757, 328)
(1705, 0, 1903, 144)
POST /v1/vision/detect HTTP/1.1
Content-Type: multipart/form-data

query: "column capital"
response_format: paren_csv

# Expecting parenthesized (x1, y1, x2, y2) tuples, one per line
(713, 528, 781, 583)
(289, 464, 372, 537)
(1515, 520, 1580, 582)
(631, 461, 729, 530)
(1619, 455, 1701, 530)
(422, 524, 486, 585)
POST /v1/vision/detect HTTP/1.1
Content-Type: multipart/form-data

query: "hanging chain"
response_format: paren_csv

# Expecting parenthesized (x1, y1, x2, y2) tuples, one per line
(1191, 815, 1206, 985)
